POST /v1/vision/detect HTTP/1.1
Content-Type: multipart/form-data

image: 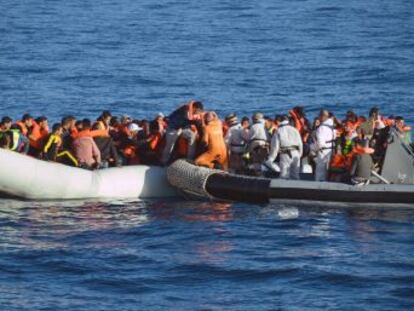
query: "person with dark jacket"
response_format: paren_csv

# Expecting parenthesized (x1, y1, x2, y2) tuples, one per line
(161, 100, 204, 165)
(350, 140, 374, 185)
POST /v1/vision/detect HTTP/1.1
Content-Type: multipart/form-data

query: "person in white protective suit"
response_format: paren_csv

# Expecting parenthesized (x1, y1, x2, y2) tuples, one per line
(247, 112, 269, 174)
(312, 110, 336, 181)
(264, 115, 303, 179)
(224, 114, 248, 173)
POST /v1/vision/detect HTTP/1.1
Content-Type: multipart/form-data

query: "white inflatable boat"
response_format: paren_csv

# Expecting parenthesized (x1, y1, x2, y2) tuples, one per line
(0, 148, 177, 200)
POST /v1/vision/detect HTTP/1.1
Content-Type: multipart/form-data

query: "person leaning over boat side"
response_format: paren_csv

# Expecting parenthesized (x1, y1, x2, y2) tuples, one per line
(41, 123, 78, 166)
(224, 113, 247, 173)
(312, 110, 336, 181)
(72, 119, 102, 169)
(161, 100, 204, 165)
(195, 112, 228, 170)
(350, 139, 375, 185)
(247, 112, 269, 174)
(264, 115, 303, 179)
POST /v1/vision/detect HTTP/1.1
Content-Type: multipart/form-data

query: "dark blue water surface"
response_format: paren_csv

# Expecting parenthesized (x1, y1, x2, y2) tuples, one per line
(1, 0, 414, 310)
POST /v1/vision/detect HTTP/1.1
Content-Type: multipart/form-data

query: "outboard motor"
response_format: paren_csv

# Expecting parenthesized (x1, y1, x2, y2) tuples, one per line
(381, 129, 414, 184)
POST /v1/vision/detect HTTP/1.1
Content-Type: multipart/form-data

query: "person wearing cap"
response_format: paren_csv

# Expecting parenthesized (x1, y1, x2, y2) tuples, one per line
(312, 110, 336, 181)
(264, 115, 303, 179)
(350, 139, 375, 185)
(247, 112, 269, 174)
(119, 122, 142, 165)
(224, 113, 247, 173)
(195, 112, 228, 170)
(72, 119, 102, 169)
(161, 100, 204, 165)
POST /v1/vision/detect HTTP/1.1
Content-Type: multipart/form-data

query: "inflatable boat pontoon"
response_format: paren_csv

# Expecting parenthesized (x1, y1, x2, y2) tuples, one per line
(167, 130, 414, 204)
(0, 148, 177, 200)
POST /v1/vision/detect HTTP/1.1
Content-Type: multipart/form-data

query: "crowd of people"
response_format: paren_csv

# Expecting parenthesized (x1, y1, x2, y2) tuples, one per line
(0, 100, 412, 185)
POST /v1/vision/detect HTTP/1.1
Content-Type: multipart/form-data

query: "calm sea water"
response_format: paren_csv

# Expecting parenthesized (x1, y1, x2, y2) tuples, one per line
(1, 0, 414, 310)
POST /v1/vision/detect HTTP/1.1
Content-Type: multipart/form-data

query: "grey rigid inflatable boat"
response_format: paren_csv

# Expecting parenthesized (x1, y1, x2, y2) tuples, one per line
(167, 130, 414, 204)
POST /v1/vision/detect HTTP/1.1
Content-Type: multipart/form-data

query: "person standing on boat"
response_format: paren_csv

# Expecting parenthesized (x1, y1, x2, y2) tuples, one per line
(265, 115, 303, 179)
(161, 100, 204, 165)
(247, 112, 269, 174)
(224, 113, 248, 173)
(313, 110, 336, 181)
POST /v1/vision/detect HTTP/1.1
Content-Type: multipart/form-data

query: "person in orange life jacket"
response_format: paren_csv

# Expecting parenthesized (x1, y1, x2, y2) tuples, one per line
(161, 100, 204, 165)
(15, 114, 43, 156)
(34, 116, 49, 147)
(92, 122, 121, 167)
(72, 119, 102, 169)
(139, 121, 163, 165)
(289, 106, 311, 144)
(121, 122, 142, 165)
(350, 139, 375, 185)
(195, 112, 228, 170)
(42, 123, 78, 166)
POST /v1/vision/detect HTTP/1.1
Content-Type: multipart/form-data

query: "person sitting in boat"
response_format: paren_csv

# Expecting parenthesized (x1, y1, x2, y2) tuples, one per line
(138, 120, 163, 165)
(120, 122, 142, 165)
(312, 110, 336, 181)
(350, 139, 375, 185)
(224, 113, 248, 173)
(15, 113, 45, 156)
(41, 123, 78, 166)
(161, 100, 204, 165)
(246, 112, 269, 175)
(394, 116, 412, 144)
(264, 115, 303, 179)
(195, 112, 228, 170)
(72, 119, 102, 169)
(0, 124, 30, 154)
(0, 116, 12, 133)
(96, 110, 112, 133)
(92, 121, 120, 168)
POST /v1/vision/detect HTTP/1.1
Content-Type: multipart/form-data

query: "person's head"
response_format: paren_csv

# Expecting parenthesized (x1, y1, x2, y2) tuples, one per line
(293, 106, 305, 118)
(241, 116, 250, 129)
(82, 118, 92, 130)
(345, 110, 357, 123)
(369, 107, 380, 119)
(149, 120, 160, 134)
(128, 123, 141, 137)
(319, 109, 330, 123)
(156, 112, 164, 122)
(121, 115, 131, 125)
(99, 110, 112, 125)
(191, 101, 204, 114)
(0, 116, 12, 130)
(22, 113, 33, 127)
(52, 123, 63, 136)
(313, 117, 321, 129)
(274, 114, 284, 126)
(395, 116, 405, 128)
(264, 116, 274, 129)
(252, 112, 264, 123)
(61, 116, 76, 130)
(204, 111, 217, 124)
(36, 116, 48, 129)
(225, 113, 238, 127)
(110, 116, 120, 128)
